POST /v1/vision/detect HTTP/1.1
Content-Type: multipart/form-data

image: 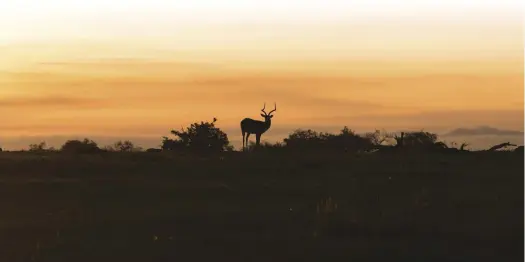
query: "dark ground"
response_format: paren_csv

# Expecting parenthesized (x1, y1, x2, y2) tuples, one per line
(0, 151, 522, 261)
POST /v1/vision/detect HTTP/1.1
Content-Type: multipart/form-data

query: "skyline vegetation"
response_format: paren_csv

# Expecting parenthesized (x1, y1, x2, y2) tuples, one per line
(5, 117, 522, 154)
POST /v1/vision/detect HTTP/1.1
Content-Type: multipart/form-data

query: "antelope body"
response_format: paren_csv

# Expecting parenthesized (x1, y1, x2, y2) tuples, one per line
(241, 103, 277, 150)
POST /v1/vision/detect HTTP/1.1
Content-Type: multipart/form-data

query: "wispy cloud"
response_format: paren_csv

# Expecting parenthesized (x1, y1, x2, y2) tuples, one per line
(0, 96, 106, 108)
(0, 58, 522, 144)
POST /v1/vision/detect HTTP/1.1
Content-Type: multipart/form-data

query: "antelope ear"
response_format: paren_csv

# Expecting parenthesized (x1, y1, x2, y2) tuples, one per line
(260, 114, 266, 118)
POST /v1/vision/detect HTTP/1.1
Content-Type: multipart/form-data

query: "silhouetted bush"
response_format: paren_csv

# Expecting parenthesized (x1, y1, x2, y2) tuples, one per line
(161, 137, 187, 151)
(364, 129, 395, 146)
(283, 129, 326, 150)
(324, 127, 374, 152)
(105, 140, 143, 152)
(162, 118, 231, 153)
(406, 131, 438, 147)
(61, 139, 101, 154)
(281, 128, 460, 154)
(29, 142, 56, 152)
(246, 141, 285, 152)
(29, 142, 47, 152)
(394, 131, 440, 149)
(283, 127, 373, 152)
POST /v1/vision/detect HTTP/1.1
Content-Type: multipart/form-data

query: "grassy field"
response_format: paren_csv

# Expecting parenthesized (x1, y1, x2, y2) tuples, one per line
(0, 151, 522, 261)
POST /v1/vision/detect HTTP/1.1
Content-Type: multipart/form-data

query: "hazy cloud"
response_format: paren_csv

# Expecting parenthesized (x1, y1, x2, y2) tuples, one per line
(443, 126, 524, 136)
(272, 109, 524, 136)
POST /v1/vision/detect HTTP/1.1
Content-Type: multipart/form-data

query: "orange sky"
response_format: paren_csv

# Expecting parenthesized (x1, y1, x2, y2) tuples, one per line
(0, 1, 523, 150)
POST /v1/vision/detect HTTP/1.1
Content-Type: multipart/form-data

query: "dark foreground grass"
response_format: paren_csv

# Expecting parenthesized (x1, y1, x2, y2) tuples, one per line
(0, 151, 522, 261)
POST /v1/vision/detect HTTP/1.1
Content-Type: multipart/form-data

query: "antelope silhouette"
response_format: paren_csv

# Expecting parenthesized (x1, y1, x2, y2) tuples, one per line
(241, 103, 277, 150)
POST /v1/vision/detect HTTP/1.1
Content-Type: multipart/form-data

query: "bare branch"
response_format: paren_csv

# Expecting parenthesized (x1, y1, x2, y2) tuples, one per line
(487, 142, 517, 151)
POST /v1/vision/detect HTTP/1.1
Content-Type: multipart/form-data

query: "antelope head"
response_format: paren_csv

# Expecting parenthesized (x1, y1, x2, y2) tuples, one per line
(260, 102, 277, 122)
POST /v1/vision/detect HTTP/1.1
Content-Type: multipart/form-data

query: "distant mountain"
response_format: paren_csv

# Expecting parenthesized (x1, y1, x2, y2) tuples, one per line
(444, 126, 524, 136)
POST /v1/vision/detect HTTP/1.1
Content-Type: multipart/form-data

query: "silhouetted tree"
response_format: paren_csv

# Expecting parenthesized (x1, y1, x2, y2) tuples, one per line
(61, 138, 101, 154)
(395, 131, 439, 149)
(364, 129, 395, 146)
(163, 118, 231, 152)
(29, 142, 48, 152)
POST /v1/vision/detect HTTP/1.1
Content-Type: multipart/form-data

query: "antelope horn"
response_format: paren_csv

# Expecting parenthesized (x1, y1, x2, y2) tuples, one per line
(268, 102, 277, 115)
(261, 103, 267, 115)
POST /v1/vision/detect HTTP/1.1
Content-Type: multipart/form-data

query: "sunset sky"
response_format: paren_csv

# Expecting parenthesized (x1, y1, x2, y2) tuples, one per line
(0, 0, 523, 150)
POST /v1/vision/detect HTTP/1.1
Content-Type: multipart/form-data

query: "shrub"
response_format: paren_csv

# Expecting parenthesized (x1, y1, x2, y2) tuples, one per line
(106, 140, 143, 152)
(324, 127, 374, 152)
(29, 142, 48, 152)
(246, 141, 285, 152)
(394, 131, 439, 149)
(61, 138, 101, 154)
(284, 129, 325, 150)
(162, 118, 230, 153)
(283, 127, 373, 152)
